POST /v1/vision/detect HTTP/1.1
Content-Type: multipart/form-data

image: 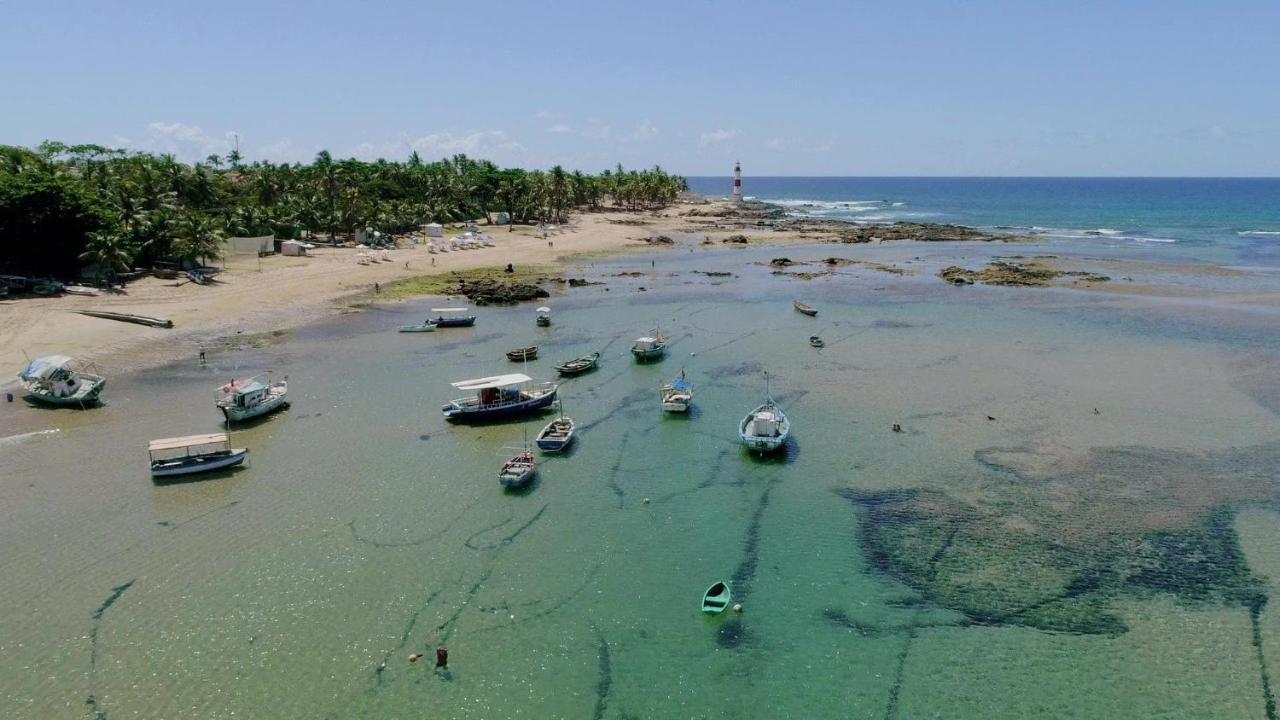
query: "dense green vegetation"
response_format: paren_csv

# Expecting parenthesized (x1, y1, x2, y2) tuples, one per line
(0, 142, 686, 278)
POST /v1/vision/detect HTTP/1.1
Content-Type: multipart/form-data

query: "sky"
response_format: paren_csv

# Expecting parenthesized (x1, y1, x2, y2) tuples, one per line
(3, 0, 1278, 176)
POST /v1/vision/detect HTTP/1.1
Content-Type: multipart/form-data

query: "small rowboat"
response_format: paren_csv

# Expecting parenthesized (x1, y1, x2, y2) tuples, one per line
(506, 345, 539, 361)
(398, 321, 438, 333)
(555, 352, 600, 376)
(702, 581, 731, 614)
(794, 301, 818, 317)
(499, 449, 536, 490)
(536, 413, 575, 453)
(809, 335, 824, 348)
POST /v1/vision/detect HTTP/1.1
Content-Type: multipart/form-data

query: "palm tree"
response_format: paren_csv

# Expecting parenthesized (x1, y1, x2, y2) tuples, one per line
(173, 212, 224, 267)
(78, 231, 132, 285)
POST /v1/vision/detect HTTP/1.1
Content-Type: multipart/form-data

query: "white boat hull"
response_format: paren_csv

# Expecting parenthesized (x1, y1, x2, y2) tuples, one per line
(151, 449, 248, 477)
(661, 399, 690, 412)
(220, 389, 288, 422)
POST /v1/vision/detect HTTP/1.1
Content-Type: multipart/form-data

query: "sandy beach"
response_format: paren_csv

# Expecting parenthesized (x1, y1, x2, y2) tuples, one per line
(5, 199, 1280, 383)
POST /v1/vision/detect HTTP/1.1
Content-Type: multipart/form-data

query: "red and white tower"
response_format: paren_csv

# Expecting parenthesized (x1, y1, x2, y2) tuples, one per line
(732, 161, 742, 202)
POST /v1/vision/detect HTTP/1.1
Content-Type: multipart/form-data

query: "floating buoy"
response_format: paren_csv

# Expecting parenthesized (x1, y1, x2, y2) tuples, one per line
(643, 498, 651, 505)
(409, 653, 422, 663)
(733, 603, 743, 613)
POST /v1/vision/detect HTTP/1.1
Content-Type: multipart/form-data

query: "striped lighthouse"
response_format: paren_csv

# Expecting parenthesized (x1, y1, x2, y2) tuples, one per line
(732, 161, 742, 202)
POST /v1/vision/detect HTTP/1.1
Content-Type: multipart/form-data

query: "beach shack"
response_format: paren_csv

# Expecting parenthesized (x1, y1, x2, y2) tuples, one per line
(425, 223, 444, 238)
(281, 240, 308, 256)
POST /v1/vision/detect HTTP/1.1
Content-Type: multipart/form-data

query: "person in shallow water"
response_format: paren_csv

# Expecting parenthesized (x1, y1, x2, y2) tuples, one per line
(436, 645, 448, 668)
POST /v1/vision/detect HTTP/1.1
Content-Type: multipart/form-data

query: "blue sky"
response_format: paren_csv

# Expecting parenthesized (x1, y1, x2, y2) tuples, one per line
(4, 0, 1277, 175)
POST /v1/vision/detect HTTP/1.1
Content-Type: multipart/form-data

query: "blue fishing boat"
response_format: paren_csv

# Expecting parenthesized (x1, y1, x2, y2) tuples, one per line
(442, 373, 558, 422)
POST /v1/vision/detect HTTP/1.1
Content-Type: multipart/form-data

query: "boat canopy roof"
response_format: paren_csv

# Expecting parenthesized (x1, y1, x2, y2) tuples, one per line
(19, 355, 74, 380)
(536, 306, 551, 313)
(451, 373, 532, 390)
(431, 307, 469, 313)
(636, 336, 657, 344)
(232, 380, 267, 394)
(149, 432, 228, 452)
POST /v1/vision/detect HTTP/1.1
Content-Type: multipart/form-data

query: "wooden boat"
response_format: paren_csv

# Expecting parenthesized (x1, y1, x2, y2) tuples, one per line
(555, 352, 600, 376)
(149, 432, 248, 478)
(18, 355, 106, 406)
(76, 309, 174, 328)
(702, 581, 732, 614)
(739, 374, 790, 454)
(442, 373, 558, 422)
(536, 306, 551, 327)
(398, 321, 438, 333)
(506, 345, 539, 361)
(536, 404, 575, 452)
(431, 307, 477, 328)
(216, 372, 289, 422)
(794, 301, 818, 317)
(809, 335, 824, 348)
(187, 270, 210, 285)
(631, 327, 668, 362)
(499, 448, 536, 489)
(661, 370, 692, 413)
(62, 285, 100, 296)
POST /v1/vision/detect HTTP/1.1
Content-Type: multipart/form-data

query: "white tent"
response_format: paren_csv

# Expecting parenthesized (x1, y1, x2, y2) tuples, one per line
(425, 223, 444, 238)
(281, 240, 308, 256)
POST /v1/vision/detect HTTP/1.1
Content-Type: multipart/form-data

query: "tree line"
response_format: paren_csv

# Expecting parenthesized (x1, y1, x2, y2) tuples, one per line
(0, 142, 687, 279)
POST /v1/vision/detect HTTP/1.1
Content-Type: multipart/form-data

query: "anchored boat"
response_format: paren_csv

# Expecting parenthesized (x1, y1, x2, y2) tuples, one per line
(536, 306, 552, 327)
(702, 581, 732, 614)
(442, 373, 558, 422)
(431, 307, 477, 328)
(809, 335, 824, 348)
(17, 355, 106, 406)
(631, 326, 668, 362)
(661, 370, 692, 412)
(555, 352, 600, 376)
(499, 447, 537, 489)
(506, 345, 539, 361)
(216, 372, 289, 422)
(535, 402, 576, 452)
(398, 320, 438, 333)
(739, 373, 790, 454)
(794, 301, 818, 317)
(149, 432, 248, 478)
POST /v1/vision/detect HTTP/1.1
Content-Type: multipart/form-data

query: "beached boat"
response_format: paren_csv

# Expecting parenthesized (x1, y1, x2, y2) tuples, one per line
(431, 307, 477, 328)
(149, 432, 248, 478)
(17, 355, 106, 406)
(661, 370, 692, 412)
(499, 448, 537, 489)
(739, 374, 790, 454)
(702, 581, 732, 614)
(536, 306, 551, 327)
(809, 335, 824, 348)
(631, 327, 668, 361)
(794, 301, 818, 317)
(506, 345, 539, 361)
(76, 309, 174, 328)
(216, 372, 289, 422)
(62, 285, 100, 296)
(442, 373, 558, 422)
(398, 321, 438, 333)
(536, 404, 575, 452)
(555, 352, 600, 376)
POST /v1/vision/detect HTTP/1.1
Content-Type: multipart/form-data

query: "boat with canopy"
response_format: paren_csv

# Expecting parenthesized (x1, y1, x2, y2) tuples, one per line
(148, 432, 248, 478)
(431, 307, 477, 328)
(661, 370, 692, 412)
(216, 372, 289, 422)
(18, 355, 106, 406)
(739, 373, 790, 454)
(441, 373, 558, 421)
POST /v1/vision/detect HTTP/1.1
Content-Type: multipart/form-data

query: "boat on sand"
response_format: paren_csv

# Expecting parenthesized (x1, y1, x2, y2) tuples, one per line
(18, 355, 106, 406)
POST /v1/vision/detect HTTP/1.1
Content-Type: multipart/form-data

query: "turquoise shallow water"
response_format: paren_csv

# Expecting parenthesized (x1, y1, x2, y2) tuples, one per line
(4, 243, 1280, 718)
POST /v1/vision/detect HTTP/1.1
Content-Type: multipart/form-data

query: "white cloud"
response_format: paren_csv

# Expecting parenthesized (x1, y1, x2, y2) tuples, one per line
(141, 121, 237, 160)
(699, 128, 742, 147)
(627, 121, 659, 141)
(581, 120, 611, 140)
(256, 138, 299, 162)
(547, 123, 573, 134)
(534, 110, 563, 121)
(408, 130, 525, 157)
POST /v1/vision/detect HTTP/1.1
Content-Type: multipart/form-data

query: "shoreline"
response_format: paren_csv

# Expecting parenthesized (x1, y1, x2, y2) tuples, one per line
(3, 199, 1278, 383)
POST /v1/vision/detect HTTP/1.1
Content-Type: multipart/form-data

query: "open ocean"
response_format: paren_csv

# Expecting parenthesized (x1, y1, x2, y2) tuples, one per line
(686, 177, 1280, 267)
